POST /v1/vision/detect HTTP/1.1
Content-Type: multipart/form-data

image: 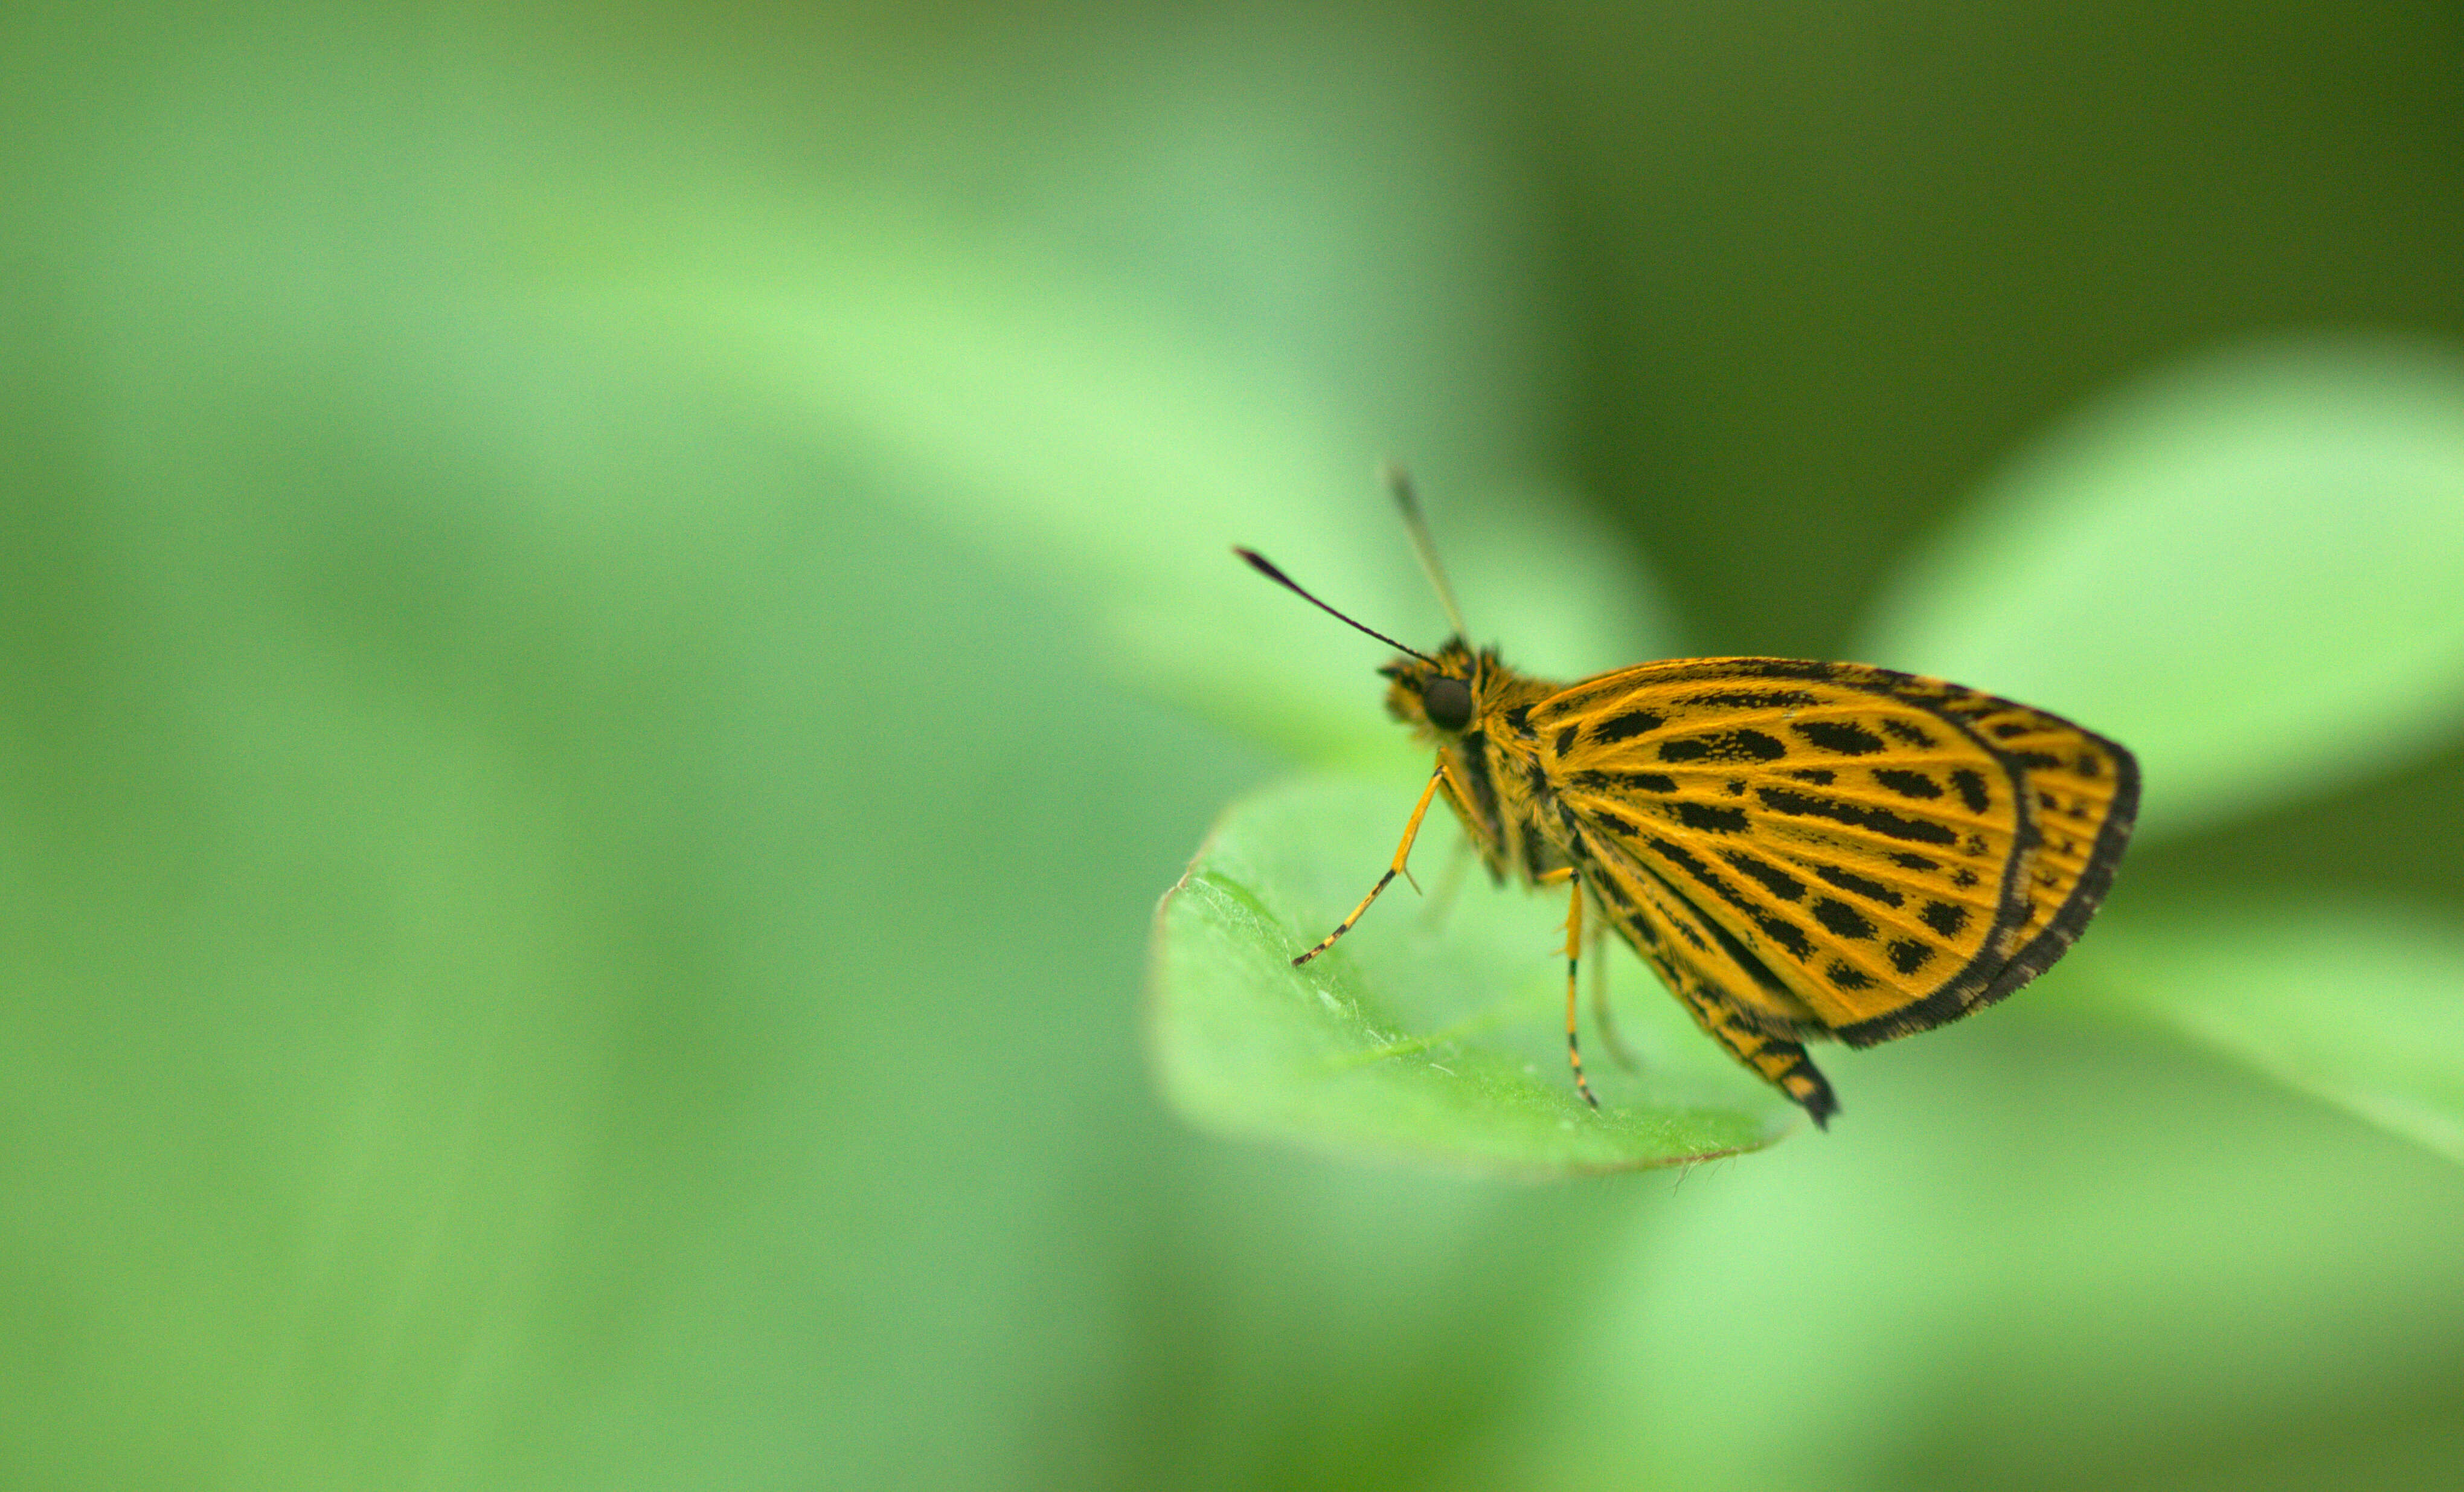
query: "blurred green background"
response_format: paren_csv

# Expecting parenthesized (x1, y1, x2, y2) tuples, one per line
(8, 4, 2464, 1488)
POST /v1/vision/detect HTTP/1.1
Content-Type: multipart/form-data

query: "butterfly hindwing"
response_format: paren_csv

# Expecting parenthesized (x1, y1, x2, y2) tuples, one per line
(1575, 831, 1840, 1118)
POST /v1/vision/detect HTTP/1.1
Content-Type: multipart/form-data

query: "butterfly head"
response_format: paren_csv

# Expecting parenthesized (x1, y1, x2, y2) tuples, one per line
(1231, 547, 1480, 734)
(1380, 639, 1480, 736)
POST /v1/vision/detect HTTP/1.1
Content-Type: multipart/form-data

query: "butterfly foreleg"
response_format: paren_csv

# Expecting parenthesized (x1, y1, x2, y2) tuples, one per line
(1291, 766, 1447, 968)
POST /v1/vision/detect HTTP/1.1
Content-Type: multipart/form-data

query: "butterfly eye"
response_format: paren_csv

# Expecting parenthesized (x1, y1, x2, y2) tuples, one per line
(1421, 676, 1473, 731)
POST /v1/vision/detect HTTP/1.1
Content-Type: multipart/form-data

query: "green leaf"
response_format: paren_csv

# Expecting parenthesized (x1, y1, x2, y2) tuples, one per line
(1858, 334, 2464, 840)
(2081, 902, 2464, 1163)
(1147, 776, 1797, 1173)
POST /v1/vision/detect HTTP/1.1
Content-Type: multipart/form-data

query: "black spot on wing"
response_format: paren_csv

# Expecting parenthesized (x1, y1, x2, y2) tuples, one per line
(1881, 718, 1937, 748)
(1888, 852, 1939, 872)
(1888, 938, 1936, 975)
(1990, 720, 2034, 740)
(1673, 801, 1750, 833)
(1590, 710, 1666, 743)
(1754, 786, 1960, 846)
(1503, 704, 1534, 739)
(1811, 898, 1878, 941)
(1675, 689, 1821, 709)
(1658, 728, 1786, 764)
(1872, 768, 1943, 800)
(1645, 836, 1814, 959)
(1950, 768, 1990, 814)
(1719, 849, 1807, 903)
(1573, 769, 1678, 794)
(1920, 900, 1971, 938)
(1593, 808, 1644, 838)
(1810, 862, 1905, 908)
(1826, 960, 1875, 991)
(2010, 750, 2062, 771)
(1698, 912, 1802, 999)
(1792, 720, 1887, 756)
(1615, 896, 1661, 950)
(1786, 768, 1836, 785)
(1553, 724, 1579, 757)
(1631, 878, 1714, 953)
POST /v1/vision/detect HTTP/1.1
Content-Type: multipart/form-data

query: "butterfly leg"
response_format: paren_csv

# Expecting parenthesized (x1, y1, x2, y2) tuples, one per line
(1541, 866, 1601, 1109)
(1292, 766, 1446, 968)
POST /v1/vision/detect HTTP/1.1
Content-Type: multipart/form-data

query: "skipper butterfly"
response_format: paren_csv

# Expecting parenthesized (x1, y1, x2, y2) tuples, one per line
(1239, 472, 2138, 1125)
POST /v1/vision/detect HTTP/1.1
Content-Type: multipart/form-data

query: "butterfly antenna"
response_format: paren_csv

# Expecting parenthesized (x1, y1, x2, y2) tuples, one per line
(1384, 462, 1470, 639)
(1234, 548, 1440, 666)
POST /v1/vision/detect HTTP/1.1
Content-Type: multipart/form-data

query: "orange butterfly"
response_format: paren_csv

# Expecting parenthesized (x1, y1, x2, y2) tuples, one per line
(1240, 474, 2138, 1125)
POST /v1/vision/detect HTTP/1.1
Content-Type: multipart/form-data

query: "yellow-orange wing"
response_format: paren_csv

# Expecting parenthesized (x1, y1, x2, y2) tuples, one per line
(1529, 658, 2139, 1046)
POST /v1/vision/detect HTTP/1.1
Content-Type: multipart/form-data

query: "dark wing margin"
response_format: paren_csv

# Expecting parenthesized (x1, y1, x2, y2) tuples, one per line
(1830, 710, 2140, 1046)
(1984, 738, 2139, 1005)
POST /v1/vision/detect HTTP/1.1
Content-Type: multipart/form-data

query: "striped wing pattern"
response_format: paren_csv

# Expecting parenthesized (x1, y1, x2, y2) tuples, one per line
(1529, 658, 2138, 1075)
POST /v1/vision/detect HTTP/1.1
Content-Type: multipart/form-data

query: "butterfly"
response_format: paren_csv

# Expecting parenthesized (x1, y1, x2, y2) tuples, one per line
(1238, 471, 2139, 1127)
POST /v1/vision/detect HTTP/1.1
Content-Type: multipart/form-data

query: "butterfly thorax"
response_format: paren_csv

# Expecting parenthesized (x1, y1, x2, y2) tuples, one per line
(1381, 640, 1573, 886)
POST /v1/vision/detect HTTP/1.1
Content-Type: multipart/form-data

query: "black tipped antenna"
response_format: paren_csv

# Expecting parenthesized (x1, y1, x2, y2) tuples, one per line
(1383, 463, 1469, 638)
(1234, 548, 1440, 666)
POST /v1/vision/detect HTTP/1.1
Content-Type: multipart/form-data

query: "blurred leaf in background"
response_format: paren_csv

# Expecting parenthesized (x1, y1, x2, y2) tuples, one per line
(6, 4, 2464, 1492)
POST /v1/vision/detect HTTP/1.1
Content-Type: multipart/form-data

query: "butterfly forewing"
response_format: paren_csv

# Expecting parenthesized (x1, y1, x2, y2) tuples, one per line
(1531, 659, 2139, 1048)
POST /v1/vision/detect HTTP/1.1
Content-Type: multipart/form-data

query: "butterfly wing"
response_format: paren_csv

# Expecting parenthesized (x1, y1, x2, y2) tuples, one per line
(1532, 658, 2139, 1048)
(1577, 840, 1844, 1119)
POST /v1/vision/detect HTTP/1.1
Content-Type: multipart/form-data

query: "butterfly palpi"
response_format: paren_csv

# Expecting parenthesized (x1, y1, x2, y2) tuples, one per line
(1238, 474, 2139, 1127)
